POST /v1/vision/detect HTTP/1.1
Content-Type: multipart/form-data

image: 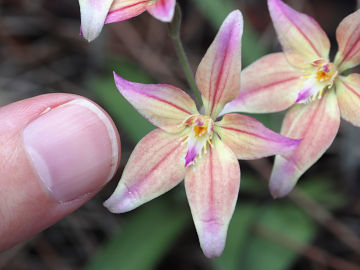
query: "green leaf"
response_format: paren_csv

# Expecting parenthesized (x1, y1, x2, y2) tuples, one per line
(90, 57, 155, 143)
(239, 173, 267, 195)
(191, 0, 266, 66)
(86, 198, 189, 270)
(299, 177, 346, 210)
(241, 203, 316, 270)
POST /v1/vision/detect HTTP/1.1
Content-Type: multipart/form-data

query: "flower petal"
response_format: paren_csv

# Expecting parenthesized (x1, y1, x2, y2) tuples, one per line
(334, 9, 360, 72)
(269, 91, 340, 198)
(114, 72, 199, 133)
(336, 74, 360, 127)
(79, 0, 114, 42)
(105, 0, 149, 24)
(104, 129, 186, 213)
(146, 0, 176, 22)
(195, 10, 243, 119)
(268, 0, 330, 68)
(215, 113, 300, 160)
(185, 136, 240, 258)
(221, 53, 302, 114)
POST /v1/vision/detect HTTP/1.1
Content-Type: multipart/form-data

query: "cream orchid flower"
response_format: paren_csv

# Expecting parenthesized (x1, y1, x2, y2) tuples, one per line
(222, 0, 360, 198)
(79, 0, 176, 42)
(104, 11, 300, 258)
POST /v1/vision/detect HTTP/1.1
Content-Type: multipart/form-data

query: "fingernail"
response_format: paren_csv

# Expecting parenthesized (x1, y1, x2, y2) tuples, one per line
(23, 99, 119, 202)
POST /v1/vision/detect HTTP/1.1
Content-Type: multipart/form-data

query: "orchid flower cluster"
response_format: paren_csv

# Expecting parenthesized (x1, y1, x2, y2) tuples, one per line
(78, 0, 360, 258)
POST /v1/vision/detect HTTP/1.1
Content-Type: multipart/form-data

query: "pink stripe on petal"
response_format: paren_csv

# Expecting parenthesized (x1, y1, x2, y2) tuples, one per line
(79, 0, 114, 42)
(104, 129, 186, 213)
(334, 9, 360, 72)
(269, 91, 340, 198)
(215, 113, 301, 160)
(185, 137, 240, 258)
(221, 53, 302, 114)
(268, 0, 330, 68)
(147, 0, 176, 22)
(336, 74, 360, 127)
(196, 10, 243, 119)
(105, 0, 149, 24)
(114, 72, 198, 133)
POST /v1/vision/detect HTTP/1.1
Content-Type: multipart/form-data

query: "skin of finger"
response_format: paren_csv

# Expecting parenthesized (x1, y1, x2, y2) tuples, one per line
(0, 93, 120, 251)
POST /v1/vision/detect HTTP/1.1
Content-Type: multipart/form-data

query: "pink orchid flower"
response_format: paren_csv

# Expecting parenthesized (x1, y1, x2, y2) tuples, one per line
(103, 11, 300, 258)
(222, 0, 360, 198)
(78, 0, 176, 42)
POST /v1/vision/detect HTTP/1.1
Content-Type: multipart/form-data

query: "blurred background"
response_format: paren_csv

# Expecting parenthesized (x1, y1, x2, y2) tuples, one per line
(0, 0, 360, 269)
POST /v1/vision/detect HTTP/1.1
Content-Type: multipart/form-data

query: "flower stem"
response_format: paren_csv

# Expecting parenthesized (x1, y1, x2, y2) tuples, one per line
(168, 4, 202, 106)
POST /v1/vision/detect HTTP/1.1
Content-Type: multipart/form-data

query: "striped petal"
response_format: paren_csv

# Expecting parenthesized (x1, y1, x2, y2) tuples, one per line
(114, 72, 198, 133)
(147, 0, 176, 22)
(195, 10, 243, 119)
(185, 136, 240, 258)
(105, 0, 149, 24)
(215, 113, 300, 160)
(104, 129, 186, 213)
(268, 0, 330, 68)
(221, 53, 302, 114)
(334, 9, 360, 72)
(336, 74, 360, 127)
(79, 0, 114, 42)
(270, 91, 340, 198)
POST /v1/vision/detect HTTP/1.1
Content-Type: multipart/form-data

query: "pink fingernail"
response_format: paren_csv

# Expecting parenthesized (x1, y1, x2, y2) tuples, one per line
(23, 99, 119, 202)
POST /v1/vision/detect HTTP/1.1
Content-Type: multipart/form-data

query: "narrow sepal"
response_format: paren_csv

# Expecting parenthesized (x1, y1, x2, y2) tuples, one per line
(79, 0, 113, 42)
(105, 0, 149, 24)
(268, 0, 330, 68)
(114, 72, 198, 133)
(104, 129, 186, 213)
(185, 136, 240, 258)
(336, 74, 360, 127)
(334, 9, 360, 72)
(147, 0, 176, 22)
(215, 113, 301, 160)
(196, 10, 243, 118)
(270, 91, 340, 198)
(221, 53, 302, 114)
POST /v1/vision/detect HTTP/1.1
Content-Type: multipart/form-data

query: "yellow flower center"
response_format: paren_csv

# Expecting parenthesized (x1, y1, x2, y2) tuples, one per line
(193, 125, 207, 137)
(296, 59, 338, 104)
(182, 115, 214, 166)
(314, 60, 337, 84)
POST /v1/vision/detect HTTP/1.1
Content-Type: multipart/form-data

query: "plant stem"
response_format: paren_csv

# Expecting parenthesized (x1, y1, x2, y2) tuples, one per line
(168, 4, 202, 106)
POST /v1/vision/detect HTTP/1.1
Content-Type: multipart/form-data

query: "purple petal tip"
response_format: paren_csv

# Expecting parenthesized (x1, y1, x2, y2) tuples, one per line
(103, 191, 138, 213)
(200, 232, 226, 258)
(269, 179, 296, 198)
(197, 221, 227, 258)
(269, 155, 299, 198)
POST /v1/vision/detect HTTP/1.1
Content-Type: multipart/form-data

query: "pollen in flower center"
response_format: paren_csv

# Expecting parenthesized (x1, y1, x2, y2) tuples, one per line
(194, 125, 207, 137)
(182, 115, 214, 167)
(296, 59, 338, 104)
(315, 61, 336, 83)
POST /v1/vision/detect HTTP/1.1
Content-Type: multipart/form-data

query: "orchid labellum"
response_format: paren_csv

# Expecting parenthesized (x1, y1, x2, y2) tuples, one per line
(103, 11, 300, 258)
(222, 0, 360, 198)
(79, 0, 176, 42)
